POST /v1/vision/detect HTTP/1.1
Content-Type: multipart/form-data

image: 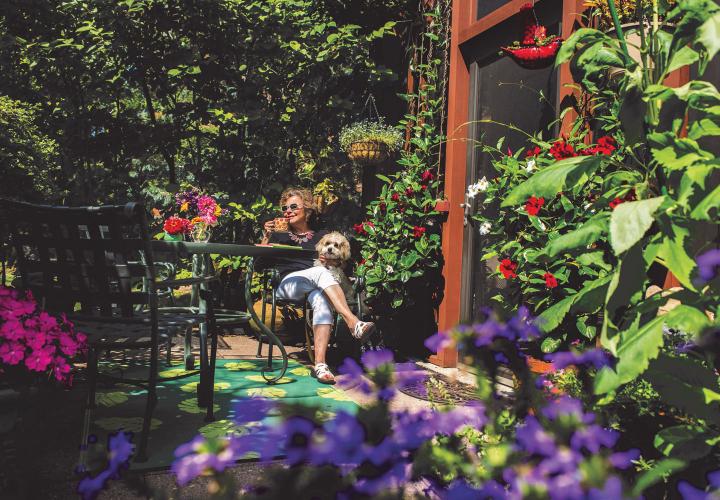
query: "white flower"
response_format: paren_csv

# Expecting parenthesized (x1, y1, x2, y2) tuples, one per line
(526, 159, 536, 172)
(385, 265, 394, 274)
(467, 176, 489, 198)
(539, 220, 546, 231)
(479, 221, 492, 235)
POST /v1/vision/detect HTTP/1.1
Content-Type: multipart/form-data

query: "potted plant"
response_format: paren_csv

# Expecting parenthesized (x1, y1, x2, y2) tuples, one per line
(501, 3, 563, 69)
(339, 119, 403, 166)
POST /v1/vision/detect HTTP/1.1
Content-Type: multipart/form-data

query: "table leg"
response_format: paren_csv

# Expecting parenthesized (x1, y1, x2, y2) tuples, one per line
(245, 258, 288, 383)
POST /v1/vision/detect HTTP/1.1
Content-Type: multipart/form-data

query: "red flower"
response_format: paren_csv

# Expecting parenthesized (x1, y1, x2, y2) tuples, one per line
(544, 272, 558, 289)
(412, 226, 426, 238)
(421, 170, 434, 184)
(583, 135, 617, 156)
(520, 3, 533, 12)
(609, 189, 636, 210)
(164, 216, 190, 235)
(405, 187, 414, 196)
(421, 184, 428, 191)
(499, 259, 518, 279)
(526, 146, 542, 158)
(549, 139, 577, 160)
(379, 202, 387, 213)
(525, 196, 545, 216)
(507, 147, 514, 156)
(359, 259, 366, 265)
(353, 223, 366, 235)
(391, 193, 400, 202)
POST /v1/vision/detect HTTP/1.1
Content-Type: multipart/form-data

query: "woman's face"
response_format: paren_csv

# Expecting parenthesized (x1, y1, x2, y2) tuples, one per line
(281, 195, 307, 226)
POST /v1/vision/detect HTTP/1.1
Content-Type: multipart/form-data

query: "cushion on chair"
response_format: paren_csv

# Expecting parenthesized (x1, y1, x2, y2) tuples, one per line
(248, 300, 304, 336)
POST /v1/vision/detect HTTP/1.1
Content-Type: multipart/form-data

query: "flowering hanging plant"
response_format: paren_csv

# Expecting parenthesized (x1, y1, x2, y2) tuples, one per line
(0, 286, 87, 386)
(153, 188, 226, 242)
(501, 3, 563, 69)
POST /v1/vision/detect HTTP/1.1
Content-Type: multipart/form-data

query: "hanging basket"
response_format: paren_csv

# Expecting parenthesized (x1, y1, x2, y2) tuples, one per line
(501, 38, 563, 69)
(347, 140, 391, 165)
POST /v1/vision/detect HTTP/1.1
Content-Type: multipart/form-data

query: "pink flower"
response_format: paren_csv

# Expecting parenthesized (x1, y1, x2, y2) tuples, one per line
(0, 342, 26, 365)
(196, 195, 217, 216)
(52, 357, 72, 382)
(24, 346, 54, 372)
(1, 318, 26, 341)
(38, 311, 58, 331)
(59, 334, 79, 356)
(27, 331, 48, 351)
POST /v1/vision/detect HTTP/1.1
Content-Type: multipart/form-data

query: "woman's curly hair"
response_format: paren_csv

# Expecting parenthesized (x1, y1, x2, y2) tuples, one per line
(280, 187, 317, 225)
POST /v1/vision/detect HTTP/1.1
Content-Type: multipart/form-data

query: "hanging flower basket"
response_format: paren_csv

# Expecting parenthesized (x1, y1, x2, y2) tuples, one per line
(501, 39, 563, 69)
(500, 3, 563, 69)
(347, 140, 391, 165)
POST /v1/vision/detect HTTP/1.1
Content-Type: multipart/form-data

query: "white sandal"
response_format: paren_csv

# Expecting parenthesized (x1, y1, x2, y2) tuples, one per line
(313, 363, 336, 384)
(352, 321, 376, 343)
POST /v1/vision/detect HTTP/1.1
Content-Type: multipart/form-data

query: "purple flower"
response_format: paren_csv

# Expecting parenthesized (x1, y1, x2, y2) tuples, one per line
(677, 481, 709, 500)
(281, 416, 316, 465)
(232, 397, 272, 424)
(354, 461, 410, 495)
(545, 348, 611, 370)
(608, 449, 640, 469)
(447, 479, 506, 499)
(588, 476, 623, 500)
(542, 396, 594, 424)
(77, 431, 135, 499)
(392, 410, 436, 449)
(696, 249, 720, 284)
(570, 425, 618, 453)
(337, 357, 372, 394)
(311, 411, 366, 465)
(361, 348, 394, 370)
(425, 331, 451, 352)
(515, 416, 556, 456)
(432, 402, 487, 435)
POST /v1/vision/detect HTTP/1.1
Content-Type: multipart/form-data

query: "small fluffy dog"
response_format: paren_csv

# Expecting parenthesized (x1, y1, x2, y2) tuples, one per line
(314, 231, 354, 297)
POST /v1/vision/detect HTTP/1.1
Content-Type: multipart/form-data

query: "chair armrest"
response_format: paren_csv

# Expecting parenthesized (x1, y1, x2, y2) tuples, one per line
(157, 276, 219, 288)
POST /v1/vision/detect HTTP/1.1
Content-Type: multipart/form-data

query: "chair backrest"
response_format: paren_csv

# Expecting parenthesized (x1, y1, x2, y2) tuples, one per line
(0, 199, 157, 317)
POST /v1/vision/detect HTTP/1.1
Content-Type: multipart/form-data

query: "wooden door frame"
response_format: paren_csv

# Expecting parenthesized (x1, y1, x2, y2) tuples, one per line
(431, 0, 586, 367)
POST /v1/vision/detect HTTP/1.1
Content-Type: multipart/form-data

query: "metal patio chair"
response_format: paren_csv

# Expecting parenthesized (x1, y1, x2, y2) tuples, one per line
(0, 199, 219, 464)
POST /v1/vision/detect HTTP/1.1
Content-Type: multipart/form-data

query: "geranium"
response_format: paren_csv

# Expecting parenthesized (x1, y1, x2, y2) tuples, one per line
(499, 258, 518, 279)
(412, 226, 426, 238)
(549, 139, 577, 160)
(543, 271, 558, 289)
(163, 216, 191, 235)
(525, 196, 545, 216)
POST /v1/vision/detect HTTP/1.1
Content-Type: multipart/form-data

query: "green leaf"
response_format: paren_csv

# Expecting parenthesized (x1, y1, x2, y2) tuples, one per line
(632, 459, 686, 496)
(665, 45, 700, 74)
(544, 213, 610, 258)
(609, 197, 666, 255)
(656, 223, 697, 290)
(654, 425, 715, 460)
(540, 337, 562, 353)
(501, 156, 603, 207)
(691, 183, 720, 220)
(537, 276, 611, 333)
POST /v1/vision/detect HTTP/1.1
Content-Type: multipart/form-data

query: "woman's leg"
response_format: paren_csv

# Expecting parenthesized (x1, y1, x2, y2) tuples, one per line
(322, 284, 361, 330)
(312, 324, 332, 365)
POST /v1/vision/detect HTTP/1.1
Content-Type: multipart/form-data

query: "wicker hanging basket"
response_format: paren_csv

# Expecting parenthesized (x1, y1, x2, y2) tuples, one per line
(347, 140, 390, 165)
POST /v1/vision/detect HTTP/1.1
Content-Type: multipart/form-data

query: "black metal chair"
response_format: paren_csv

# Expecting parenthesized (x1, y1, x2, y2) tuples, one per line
(0, 199, 219, 465)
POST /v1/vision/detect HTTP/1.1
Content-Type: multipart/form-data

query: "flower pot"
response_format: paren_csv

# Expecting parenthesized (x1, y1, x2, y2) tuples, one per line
(526, 355, 556, 374)
(347, 140, 390, 165)
(606, 23, 674, 75)
(313, 194, 339, 215)
(163, 232, 184, 242)
(501, 39, 563, 69)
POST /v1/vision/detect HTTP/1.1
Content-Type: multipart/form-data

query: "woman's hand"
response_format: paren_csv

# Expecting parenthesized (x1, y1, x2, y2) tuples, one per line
(261, 219, 275, 244)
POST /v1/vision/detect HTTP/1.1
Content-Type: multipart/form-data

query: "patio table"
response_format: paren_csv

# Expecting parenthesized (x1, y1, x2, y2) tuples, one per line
(150, 241, 315, 385)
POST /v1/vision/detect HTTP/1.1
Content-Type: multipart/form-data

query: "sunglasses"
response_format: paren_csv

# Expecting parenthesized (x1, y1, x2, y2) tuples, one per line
(281, 203, 303, 212)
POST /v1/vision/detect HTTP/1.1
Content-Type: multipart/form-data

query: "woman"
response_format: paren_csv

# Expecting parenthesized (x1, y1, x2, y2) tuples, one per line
(261, 187, 375, 384)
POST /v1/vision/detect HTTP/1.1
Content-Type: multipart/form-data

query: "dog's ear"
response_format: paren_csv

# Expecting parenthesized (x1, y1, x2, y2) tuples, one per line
(315, 235, 326, 252)
(337, 235, 351, 262)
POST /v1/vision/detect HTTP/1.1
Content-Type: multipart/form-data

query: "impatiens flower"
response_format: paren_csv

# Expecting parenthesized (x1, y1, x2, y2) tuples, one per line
(25, 346, 54, 371)
(499, 259, 518, 279)
(0, 342, 25, 365)
(526, 146, 542, 157)
(525, 196, 545, 216)
(479, 221, 492, 235)
(549, 139, 577, 160)
(391, 193, 400, 202)
(412, 226, 426, 238)
(163, 216, 191, 235)
(543, 272, 558, 289)
(467, 177, 489, 198)
(696, 248, 720, 284)
(421, 170, 434, 183)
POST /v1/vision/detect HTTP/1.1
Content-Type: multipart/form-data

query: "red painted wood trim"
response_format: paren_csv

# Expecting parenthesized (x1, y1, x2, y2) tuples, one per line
(434, 199, 450, 212)
(559, 0, 587, 135)
(458, 0, 531, 44)
(432, 0, 470, 368)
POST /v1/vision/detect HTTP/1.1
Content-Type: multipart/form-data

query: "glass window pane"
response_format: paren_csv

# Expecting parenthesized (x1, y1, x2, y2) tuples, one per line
(476, 0, 513, 20)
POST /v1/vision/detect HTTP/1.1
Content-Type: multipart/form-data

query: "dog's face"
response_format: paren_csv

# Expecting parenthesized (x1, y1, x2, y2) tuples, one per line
(315, 231, 351, 263)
